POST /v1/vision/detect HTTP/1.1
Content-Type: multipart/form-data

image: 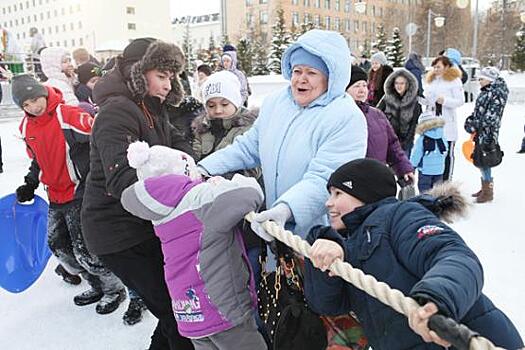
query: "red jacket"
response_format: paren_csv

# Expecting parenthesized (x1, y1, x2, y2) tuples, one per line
(19, 86, 93, 204)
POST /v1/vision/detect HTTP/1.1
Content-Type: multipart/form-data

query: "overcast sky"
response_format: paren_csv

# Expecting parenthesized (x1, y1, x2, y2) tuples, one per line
(170, 0, 220, 18)
(169, 0, 491, 19)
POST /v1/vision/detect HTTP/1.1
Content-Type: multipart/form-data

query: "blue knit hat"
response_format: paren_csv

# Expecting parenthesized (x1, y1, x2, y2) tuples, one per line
(290, 48, 329, 77)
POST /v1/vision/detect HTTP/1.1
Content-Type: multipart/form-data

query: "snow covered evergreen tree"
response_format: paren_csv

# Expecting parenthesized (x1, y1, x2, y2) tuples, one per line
(386, 27, 405, 67)
(237, 37, 253, 76)
(267, 8, 292, 74)
(512, 28, 525, 72)
(372, 24, 387, 53)
(181, 24, 195, 74)
(252, 35, 270, 76)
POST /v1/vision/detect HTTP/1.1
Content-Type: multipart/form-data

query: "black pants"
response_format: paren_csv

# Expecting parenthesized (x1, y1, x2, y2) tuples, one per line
(443, 141, 455, 181)
(99, 237, 194, 350)
(0, 136, 3, 169)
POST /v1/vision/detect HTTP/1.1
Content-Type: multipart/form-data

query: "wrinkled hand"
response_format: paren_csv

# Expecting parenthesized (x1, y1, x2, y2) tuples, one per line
(408, 302, 451, 348)
(250, 203, 292, 242)
(310, 239, 344, 276)
(16, 183, 36, 203)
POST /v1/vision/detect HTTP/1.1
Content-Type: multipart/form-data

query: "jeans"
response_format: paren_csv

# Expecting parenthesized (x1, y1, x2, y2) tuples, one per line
(480, 167, 492, 181)
(417, 173, 443, 193)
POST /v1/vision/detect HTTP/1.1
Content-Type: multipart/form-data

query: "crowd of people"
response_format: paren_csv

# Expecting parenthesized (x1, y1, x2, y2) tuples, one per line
(1, 28, 523, 350)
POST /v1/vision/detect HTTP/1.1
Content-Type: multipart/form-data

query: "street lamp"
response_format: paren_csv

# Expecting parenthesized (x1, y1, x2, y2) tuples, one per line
(426, 9, 445, 59)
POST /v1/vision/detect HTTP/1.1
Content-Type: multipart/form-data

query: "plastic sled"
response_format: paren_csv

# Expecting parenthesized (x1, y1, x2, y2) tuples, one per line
(462, 134, 475, 164)
(0, 193, 51, 293)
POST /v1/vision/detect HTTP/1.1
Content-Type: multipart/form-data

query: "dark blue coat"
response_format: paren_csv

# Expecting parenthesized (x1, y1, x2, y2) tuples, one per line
(304, 197, 523, 350)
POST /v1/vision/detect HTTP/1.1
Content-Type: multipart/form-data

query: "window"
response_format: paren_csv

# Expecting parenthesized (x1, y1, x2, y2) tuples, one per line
(344, 0, 350, 12)
(71, 39, 75, 46)
(292, 12, 299, 26)
(379, 7, 383, 17)
(47, 11, 50, 18)
(246, 13, 254, 26)
(79, 37, 84, 45)
(70, 23, 74, 30)
(304, 13, 310, 23)
(64, 40, 67, 47)
(33, 14, 37, 21)
(246, 0, 253, 5)
(76, 4, 81, 11)
(126, 6, 135, 14)
(54, 9, 57, 16)
(128, 23, 136, 30)
(259, 11, 268, 24)
(303, 0, 310, 6)
(324, 16, 330, 29)
(56, 41, 60, 47)
(61, 7, 65, 15)
(55, 25, 59, 33)
(363, 21, 367, 33)
(78, 21, 82, 29)
(354, 20, 359, 32)
(335, 0, 340, 11)
(292, 0, 299, 4)
(324, 0, 330, 9)
(69, 5, 73, 14)
(41, 28, 45, 34)
(314, 0, 320, 8)
(23, 32, 26, 39)
(27, 15, 30, 22)
(334, 17, 340, 31)
(345, 19, 351, 32)
(14, 4, 17, 11)
(15, 19, 18, 25)
(62, 24, 66, 31)
(260, 0, 267, 4)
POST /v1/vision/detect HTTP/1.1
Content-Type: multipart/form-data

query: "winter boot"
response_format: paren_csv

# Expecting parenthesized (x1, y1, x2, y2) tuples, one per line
(55, 264, 81, 285)
(95, 288, 126, 315)
(476, 180, 494, 203)
(518, 137, 525, 153)
(74, 288, 104, 306)
(123, 297, 148, 326)
(471, 178, 483, 198)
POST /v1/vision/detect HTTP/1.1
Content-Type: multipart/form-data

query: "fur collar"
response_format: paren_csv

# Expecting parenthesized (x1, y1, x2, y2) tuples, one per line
(415, 117, 445, 135)
(418, 182, 470, 223)
(192, 107, 256, 134)
(426, 66, 462, 83)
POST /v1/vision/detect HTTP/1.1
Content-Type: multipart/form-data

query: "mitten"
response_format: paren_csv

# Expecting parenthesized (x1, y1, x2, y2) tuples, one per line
(16, 183, 36, 202)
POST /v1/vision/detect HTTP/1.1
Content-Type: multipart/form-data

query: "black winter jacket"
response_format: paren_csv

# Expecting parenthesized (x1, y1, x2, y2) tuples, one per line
(81, 61, 192, 255)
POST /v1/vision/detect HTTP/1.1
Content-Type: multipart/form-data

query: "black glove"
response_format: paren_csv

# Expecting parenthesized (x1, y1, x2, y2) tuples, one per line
(16, 183, 36, 203)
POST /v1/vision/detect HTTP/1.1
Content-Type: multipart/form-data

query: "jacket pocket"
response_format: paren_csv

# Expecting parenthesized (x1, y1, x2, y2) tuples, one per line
(357, 228, 382, 261)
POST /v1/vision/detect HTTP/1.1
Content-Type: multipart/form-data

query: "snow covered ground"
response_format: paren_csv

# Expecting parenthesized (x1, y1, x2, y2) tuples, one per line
(0, 94, 524, 349)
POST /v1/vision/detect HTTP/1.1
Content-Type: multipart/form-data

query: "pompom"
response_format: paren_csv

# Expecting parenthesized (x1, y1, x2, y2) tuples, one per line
(127, 141, 151, 169)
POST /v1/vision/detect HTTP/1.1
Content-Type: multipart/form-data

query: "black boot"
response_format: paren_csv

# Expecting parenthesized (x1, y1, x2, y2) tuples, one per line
(96, 288, 127, 315)
(55, 264, 81, 285)
(74, 288, 104, 306)
(123, 297, 148, 325)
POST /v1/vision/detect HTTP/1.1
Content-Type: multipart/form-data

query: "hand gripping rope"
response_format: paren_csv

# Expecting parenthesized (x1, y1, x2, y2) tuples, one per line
(244, 212, 505, 350)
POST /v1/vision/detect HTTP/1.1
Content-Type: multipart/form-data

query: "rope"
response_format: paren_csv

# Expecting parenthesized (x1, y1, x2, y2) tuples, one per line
(244, 212, 505, 350)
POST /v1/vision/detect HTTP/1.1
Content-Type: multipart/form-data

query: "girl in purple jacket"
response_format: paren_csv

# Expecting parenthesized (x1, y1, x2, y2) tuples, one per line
(120, 141, 267, 350)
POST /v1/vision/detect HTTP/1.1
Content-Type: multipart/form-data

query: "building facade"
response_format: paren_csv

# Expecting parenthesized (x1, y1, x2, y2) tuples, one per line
(221, 0, 421, 53)
(172, 13, 222, 52)
(0, 0, 172, 58)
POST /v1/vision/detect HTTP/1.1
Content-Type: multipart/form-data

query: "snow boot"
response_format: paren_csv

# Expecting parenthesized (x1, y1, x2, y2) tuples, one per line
(518, 137, 525, 153)
(123, 297, 148, 326)
(471, 178, 483, 198)
(95, 288, 126, 315)
(476, 180, 494, 203)
(74, 288, 104, 306)
(55, 264, 81, 285)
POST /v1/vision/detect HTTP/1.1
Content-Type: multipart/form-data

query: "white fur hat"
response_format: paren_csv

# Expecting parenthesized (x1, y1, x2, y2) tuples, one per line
(201, 71, 242, 109)
(127, 141, 201, 180)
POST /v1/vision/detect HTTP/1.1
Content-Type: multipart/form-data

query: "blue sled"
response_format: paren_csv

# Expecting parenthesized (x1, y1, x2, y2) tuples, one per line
(0, 193, 51, 293)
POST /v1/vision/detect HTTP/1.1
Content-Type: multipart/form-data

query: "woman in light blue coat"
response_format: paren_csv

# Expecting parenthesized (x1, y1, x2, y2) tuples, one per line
(199, 29, 367, 238)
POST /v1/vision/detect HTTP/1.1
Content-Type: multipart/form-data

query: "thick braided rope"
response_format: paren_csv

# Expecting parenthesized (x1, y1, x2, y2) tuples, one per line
(244, 212, 504, 350)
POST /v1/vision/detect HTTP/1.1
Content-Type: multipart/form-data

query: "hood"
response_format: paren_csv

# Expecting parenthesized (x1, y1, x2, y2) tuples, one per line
(281, 29, 350, 107)
(408, 181, 469, 223)
(416, 117, 445, 136)
(24, 86, 64, 120)
(222, 51, 239, 72)
(488, 77, 509, 102)
(40, 47, 70, 82)
(405, 52, 425, 71)
(144, 174, 202, 209)
(445, 48, 462, 66)
(92, 58, 133, 106)
(426, 66, 462, 83)
(382, 68, 419, 107)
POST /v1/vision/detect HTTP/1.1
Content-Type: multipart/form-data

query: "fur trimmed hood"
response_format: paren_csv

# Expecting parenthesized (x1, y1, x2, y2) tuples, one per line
(426, 66, 462, 83)
(411, 182, 470, 223)
(382, 68, 419, 108)
(192, 107, 256, 134)
(126, 41, 185, 106)
(415, 117, 445, 135)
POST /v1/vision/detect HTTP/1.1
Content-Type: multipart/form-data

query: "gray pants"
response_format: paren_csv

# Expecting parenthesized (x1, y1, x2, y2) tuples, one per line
(48, 201, 124, 294)
(192, 318, 267, 350)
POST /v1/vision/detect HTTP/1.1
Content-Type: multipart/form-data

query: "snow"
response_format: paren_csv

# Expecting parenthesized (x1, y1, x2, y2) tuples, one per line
(1, 86, 525, 348)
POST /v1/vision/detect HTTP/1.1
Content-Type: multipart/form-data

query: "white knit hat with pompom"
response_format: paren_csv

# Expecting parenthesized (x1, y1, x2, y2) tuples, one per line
(127, 141, 200, 180)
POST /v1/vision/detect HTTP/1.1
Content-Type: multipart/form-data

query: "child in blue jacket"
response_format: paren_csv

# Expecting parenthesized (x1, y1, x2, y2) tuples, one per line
(303, 158, 523, 350)
(410, 111, 448, 193)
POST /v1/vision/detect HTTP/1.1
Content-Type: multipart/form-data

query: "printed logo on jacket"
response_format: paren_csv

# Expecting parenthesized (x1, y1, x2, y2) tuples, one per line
(172, 288, 204, 323)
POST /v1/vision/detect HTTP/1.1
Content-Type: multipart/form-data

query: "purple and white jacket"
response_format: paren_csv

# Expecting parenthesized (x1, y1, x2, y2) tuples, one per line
(121, 174, 264, 338)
